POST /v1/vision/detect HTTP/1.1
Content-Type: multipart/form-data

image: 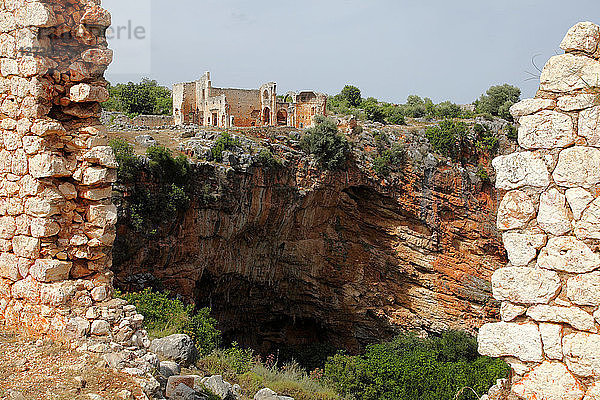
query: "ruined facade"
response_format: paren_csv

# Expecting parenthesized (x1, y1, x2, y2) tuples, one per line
(173, 72, 327, 129)
(478, 22, 600, 400)
(0, 0, 157, 380)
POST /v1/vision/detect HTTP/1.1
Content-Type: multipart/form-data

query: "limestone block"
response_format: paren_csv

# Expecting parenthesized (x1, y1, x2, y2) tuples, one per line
(510, 98, 556, 119)
(81, 5, 112, 27)
(502, 232, 546, 266)
(492, 152, 550, 190)
(512, 361, 584, 400)
(539, 323, 563, 360)
(29, 153, 69, 178)
(518, 110, 575, 149)
(91, 319, 110, 335)
(500, 302, 527, 322)
(0, 252, 19, 280)
(24, 197, 61, 218)
(527, 305, 596, 332)
(563, 332, 600, 376)
(540, 54, 600, 93)
(69, 84, 109, 103)
(0, 215, 16, 239)
(580, 106, 600, 146)
(91, 286, 108, 302)
(30, 259, 72, 283)
(566, 188, 594, 220)
(12, 235, 39, 259)
(585, 382, 600, 400)
(17, 2, 57, 27)
(79, 187, 111, 201)
(81, 166, 116, 185)
(83, 146, 118, 168)
(537, 188, 572, 236)
(58, 183, 77, 200)
(30, 119, 65, 136)
(81, 48, 113, 66)
(30, 218, 60, 238)
(492, 267, 560, 304)
(575, 198, 600, 239)
(11, 276, 40, 302)
(497, 190, 536, 230)
(40, 281, 76, 306)
(567, 272, 600, 306)
(559, 94, 598, 111)
(0, 11, 16, 33)
(0, 58, 17, 76)
(560, 21, 600, 54)
(537, 236, 600, 273)
(65, 317, 90, 338)
(478, 322, 543, 362)
(88, 204, 118, 227)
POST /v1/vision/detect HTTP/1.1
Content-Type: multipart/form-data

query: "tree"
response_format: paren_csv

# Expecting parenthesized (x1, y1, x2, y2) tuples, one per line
(475, 84, 521, 121)
(300, 115, 350, 170)
(104, 78, 173, 116)
(425, 119, 468, 160)
(340, 85, 362, 107)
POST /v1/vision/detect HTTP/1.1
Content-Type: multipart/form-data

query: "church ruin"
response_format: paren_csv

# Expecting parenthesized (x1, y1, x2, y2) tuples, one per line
(173, 72, 327, 129)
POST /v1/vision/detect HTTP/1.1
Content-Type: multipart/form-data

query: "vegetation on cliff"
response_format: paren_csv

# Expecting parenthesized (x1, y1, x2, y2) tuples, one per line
(103, 78, 172, 116)
(300, 116, 350, 170)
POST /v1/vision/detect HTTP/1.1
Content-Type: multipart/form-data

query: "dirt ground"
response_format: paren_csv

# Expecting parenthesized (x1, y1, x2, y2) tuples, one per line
(0, 329, 145, 400)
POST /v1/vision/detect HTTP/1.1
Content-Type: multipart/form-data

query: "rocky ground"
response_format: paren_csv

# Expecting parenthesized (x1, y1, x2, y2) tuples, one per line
(0, 328, 144, 400)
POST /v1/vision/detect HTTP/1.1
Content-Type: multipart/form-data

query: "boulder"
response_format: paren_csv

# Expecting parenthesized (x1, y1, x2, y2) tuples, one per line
(554, 146, 600, 188)
(477, 322, 543, 362)
(496, 190, 536, 231)
(150, 334, 197, 366)
(517, 110, 575, 149)
(567, 272, 600, 306)
(492, 267, 561, 304)
(537, 236, 600, 274)
(492, 152, 550, 190)
(512, 361, 584, 400)
(254, 388, 294, 400)
(166, 375, 196, 398)
(200, 375, 237, 399)
(135, 134, 157, 148)
(159, 360, 181, 378)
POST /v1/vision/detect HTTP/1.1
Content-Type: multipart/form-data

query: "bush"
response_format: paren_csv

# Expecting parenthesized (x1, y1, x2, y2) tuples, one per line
(324, 331, 509, 400)
(340, 85, 362, 108)
(374, 144, 404, 176)
(146, 145, 189, 185)
(425, 119, 468, 159)
(300, 116, 350, 170)
(109, 138, 140, 182)
(505, 124, 518, 141)
(434, 101, 462, 119)
(475, 84, 521, 121)
(474, 124, 499, 155)
(119, 288, 220, 356)
(211, 132, 241, 162)
(104, 78, 172, 116)
(255, 148, 282, 169)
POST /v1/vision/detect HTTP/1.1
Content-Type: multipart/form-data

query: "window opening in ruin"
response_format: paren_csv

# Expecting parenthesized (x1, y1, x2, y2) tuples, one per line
(277, 110, 287, 126)
(263, 107, 271, 125)
(212, 113, 218, 126)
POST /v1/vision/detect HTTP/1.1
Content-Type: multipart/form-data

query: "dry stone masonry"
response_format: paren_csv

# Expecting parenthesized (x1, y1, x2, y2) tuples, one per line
(478, 22, 600, 400)
(0, 0, 156, 384)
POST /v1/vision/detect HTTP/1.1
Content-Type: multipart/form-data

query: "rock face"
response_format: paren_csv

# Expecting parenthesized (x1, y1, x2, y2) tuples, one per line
(479, 21, 600, 400)
(112, 132, 506, 351)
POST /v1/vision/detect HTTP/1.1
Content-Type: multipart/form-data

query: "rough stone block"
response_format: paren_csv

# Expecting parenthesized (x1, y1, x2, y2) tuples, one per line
(512, 361, 584, 400)
(539, 323, 563, 360)
(567, 272, 600, 306)
(493, 152, 550, 190)
(540, 54, 600, 93)
(518, 110, 575, 149)
(88, 204, 118, 227)
(527, 305, 596, 332)
(29, 153, 70, 178)
(70, 84, 109, 103)
(564, 332, 600, 377)
(0, 251, 19, 280)
(492, 267, 561, 304)
(12, 235, 39, 258)
(558, 93, 598, 111)
(497, 190, 536, 231)
(537, 236, 600, 273)
(502, 232, 546, 266)
(500, 302, 527, 322)
(30, 259, 72, 282)
(579, 106, 600, 147)
(575, 198, 600, 240)
(537, 188, 572, 236)
(477, 322, 543, 362)
(560, 21, 600, 54)
(566, 188, 594, 220)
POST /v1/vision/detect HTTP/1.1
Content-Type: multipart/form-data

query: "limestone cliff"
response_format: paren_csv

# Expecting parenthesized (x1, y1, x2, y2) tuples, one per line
(112, 122, 509, 353)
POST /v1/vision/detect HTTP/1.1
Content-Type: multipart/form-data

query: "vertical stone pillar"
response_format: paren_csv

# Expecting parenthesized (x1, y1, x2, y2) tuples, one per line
(0, 0, 151, 367)
(479, 22, 600, 399)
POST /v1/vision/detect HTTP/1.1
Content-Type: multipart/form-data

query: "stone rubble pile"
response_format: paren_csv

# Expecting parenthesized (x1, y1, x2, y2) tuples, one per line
(478, 21, 600, 400)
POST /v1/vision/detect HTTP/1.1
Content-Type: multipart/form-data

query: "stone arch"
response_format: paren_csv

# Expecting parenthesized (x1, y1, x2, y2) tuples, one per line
(277, 109, 288, 126)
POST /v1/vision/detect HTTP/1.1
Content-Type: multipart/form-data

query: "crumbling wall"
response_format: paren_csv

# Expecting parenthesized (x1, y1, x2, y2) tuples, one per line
(0, 0, 153, 374)
(478, 22, 600, 399)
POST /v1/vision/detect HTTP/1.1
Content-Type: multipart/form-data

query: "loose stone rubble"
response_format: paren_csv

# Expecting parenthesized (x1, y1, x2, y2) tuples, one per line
(0, 0, 158, 396)
(478, 21, 600, 400)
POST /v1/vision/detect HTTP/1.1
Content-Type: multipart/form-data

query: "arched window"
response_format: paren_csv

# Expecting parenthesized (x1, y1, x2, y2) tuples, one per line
(263, 90, 270, 101)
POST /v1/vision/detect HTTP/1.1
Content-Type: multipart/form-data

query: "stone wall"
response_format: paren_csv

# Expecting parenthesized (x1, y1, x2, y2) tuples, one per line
(478, 22, 600, 399)
(0, 0, 154, 377)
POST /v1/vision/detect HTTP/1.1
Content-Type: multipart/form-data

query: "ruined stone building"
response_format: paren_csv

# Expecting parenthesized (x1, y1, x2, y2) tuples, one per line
(173, 72, 327, 129)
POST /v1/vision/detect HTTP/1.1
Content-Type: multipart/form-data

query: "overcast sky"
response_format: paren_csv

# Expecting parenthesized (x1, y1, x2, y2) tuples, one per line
(103, 0, 600, 104)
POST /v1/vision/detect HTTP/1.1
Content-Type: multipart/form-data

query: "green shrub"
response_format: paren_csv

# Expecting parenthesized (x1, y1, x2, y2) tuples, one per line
(109, 138, 140, 182)
(474, 124, 499, 155)
(374, 144, 404, 176)
(386, 109, 406, 125)
(340, 85, 362, 108)
(474, 84, 521, 121)
(476, 164, 489, 181)
(300, 116, 350, 170)
(434, 101, 461, 119)
(211, 132, 241, 162)
(505, 124, 518, 141)
(425, 119, 468, 159)
(118, 288, 220, 356)
(324, 331, 509, 400)
(146, 145, 189, 185)
(255, 148, 282, 169)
